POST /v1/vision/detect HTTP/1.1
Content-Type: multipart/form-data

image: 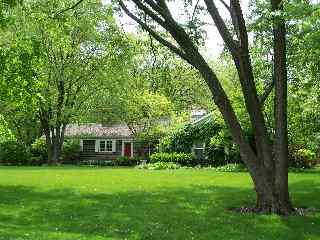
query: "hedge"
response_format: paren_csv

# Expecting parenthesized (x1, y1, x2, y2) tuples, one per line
(150, 152, 195, 166)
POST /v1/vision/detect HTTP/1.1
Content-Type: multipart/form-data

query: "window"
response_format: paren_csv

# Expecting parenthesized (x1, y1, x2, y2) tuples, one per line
(192, 142, 205, 160)
(106, 140, 113, 152)
(99, 140, 113, 152)
(193, 142, 205, 149)
(82, 140, 95, 152)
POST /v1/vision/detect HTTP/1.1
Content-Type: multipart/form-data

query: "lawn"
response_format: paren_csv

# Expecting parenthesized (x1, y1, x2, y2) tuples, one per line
(0, 167, 319, 240)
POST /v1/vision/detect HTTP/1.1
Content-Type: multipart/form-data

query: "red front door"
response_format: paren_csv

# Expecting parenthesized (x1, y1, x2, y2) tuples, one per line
(124, 142, 132, 157)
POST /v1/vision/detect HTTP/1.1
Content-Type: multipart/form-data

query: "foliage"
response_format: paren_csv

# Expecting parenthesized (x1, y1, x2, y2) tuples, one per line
(137, 162, 247, 171)
(205, 128, 242, 166)
(79, 159, 114, 166)
(212, 164, 247, 172)
(136, 161, 181, 170)
(150, 152, 195, 166)
(159, 116, 221, 153)
(289, 146, 317, 169)
(114, 156, 142, 166)
(88, 34, 214, 132)
(120, 91, 173, 135)
(0, 141, 32, 165)
(30, 138, 47, 163)
(135, 125, 168, 143)
(158, 116, 241, 166)
(0, 115, 15, 143)
(1, 0, 134, 163)
(125, 36, 213, 112)
(31, 138, 80, 164)
(61, 139, 80, 164)
(249, 0, 320, 153)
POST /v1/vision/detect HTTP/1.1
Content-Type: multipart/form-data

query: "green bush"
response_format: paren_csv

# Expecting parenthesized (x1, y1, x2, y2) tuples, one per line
(62, 139, 80, 164)
(212, 163, 247, 172)
(0, 141, 32, 165)
(31, 138, 47, 163)
(158, 119, 221, 154)
(205, 130, 241, 166)
(31, 138, 81, 164)
(289, 146, 316, 169)
(150, 152, 195, 166)
(158, 118, 242, 166)
(136, 162, 180, 170)
(114, 156, 141, 166)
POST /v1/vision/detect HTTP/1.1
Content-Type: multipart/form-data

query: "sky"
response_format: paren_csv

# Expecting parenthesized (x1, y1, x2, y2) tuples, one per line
(103, 0, 250, 58)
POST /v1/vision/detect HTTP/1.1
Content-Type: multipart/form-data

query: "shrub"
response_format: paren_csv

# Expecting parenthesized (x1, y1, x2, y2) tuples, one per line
(31, 138, 47, 163)
(204, 129, 241, 166)
(62, 139, 80, 164)
(212, 163, 247, 172)
(289, 147, 316, 169)
(114, 156, 141, 166)
(0, 141, 32, 165)
(158, 118, 242, 166)
(79, 160, 113, 166)
(150, 152, 195, 166)
(158, 119, 221, 154)
(31, 138, 81, 164)
(136, 162, 180, 170)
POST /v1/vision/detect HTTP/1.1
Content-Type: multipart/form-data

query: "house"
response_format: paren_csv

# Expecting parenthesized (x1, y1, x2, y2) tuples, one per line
(64, 110, 210, 162)
(190, 112, 212, 159)
(65, 123, 137, 161)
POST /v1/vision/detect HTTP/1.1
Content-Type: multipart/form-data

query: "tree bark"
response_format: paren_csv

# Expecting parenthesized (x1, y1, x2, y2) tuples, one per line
(272, 0, 293, 213)
(40, 111, 65, 166)
(44, 130, 61, 166)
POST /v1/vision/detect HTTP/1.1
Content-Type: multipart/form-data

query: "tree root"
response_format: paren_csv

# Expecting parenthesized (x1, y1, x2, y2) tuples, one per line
(231, 206, 316, 216)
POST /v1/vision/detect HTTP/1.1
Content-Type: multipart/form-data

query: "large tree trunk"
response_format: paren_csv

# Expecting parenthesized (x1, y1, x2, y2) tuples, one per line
(52, 144, 61, 165)
(47, 126, 66, 166)
(192, 40, 293, 215)
(251, 164, 292, 214)
(40, 112, 65, 166)
(45, 133, 61, 166)
(272, 0, 293, 213)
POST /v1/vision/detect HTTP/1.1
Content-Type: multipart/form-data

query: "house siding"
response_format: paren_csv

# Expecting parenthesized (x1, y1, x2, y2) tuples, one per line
(79, 139, 128, 161)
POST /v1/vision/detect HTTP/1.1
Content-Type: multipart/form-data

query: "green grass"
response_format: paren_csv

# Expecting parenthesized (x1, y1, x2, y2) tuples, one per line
(0, 166, 319, 240)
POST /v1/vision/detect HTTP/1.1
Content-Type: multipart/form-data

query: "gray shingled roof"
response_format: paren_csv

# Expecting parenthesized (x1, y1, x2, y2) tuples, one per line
(191, 113, 213, 126)
(65, 123, 134, 139)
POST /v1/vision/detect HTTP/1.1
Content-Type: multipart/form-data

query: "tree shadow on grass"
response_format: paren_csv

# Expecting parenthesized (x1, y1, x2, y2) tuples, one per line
(0, 180, 319, 240)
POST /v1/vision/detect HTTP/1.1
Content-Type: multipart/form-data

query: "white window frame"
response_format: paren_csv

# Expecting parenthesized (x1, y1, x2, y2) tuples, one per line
(192, 142, 205, 155)
(81, 139, 96, 152)
(80, 139, 83, 151)
(98, 139, 115, 153)
(192, 142, 205, 150)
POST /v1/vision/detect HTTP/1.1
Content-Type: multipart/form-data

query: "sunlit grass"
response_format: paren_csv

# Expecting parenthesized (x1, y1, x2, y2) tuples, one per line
(0, 166, 319, 240)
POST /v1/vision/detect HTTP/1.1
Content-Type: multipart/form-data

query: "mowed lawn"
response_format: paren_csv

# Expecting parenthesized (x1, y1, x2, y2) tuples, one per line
(0, 167, 319, 240)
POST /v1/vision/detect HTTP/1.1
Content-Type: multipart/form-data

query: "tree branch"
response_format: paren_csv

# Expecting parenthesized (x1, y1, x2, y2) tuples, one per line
(130, 0, 167, 28)
(218, 0, 231, 12)
(54, 0, 85, 18)
(191, 0, 201, 23)
(259, 77, 275, 106)
(119, 0, 192, 64)
(230, 0, 248, 49)
(204, 0, 239, 54)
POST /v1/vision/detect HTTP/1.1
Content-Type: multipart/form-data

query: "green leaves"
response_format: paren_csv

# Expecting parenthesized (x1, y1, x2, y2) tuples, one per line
(0, 115, 15, 143)
(159, 116, 221, 153)
(249, 0, 320, 151)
